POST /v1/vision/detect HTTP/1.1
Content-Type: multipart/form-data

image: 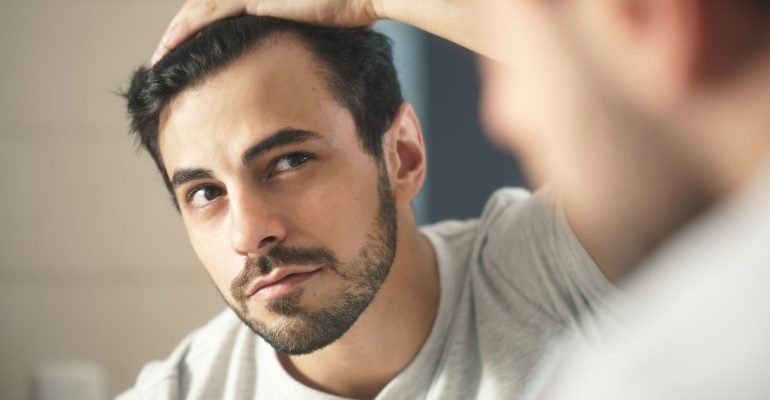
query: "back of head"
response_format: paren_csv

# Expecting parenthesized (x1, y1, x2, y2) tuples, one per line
(124, 16, 403, 201)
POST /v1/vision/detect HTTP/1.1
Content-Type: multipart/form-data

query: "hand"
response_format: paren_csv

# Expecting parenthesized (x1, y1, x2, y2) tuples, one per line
(152, 0, 380, 64)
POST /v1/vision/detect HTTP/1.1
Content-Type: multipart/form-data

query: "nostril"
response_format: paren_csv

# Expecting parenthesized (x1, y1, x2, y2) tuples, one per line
(259, 236, 278, 248)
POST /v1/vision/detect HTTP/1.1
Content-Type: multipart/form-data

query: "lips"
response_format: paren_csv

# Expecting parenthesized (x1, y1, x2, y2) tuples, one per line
(244, 266, 322, 298)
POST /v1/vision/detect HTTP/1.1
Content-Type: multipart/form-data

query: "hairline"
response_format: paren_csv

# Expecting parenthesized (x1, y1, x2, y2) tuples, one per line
(155, 29, 390, 209)
(155, 30, 387, 182)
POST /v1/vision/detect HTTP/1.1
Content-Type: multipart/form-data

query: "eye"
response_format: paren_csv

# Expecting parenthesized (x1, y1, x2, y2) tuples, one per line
(187, 185, 224, 208)
(271, 153, 312, 176)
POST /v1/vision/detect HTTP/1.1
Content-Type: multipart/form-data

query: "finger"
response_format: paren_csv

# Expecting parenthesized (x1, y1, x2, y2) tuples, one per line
(164, 0, 247, 47)
(152, 1, 201, 56)
(151, 2, 197, 64)
(153, 0, 247, 64)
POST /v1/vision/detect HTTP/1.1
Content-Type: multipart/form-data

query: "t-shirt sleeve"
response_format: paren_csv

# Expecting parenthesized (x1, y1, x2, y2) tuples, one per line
(115, 389, 141, 400)
(115, 338, 189, 399)
(476, 188, 617, 338)
(115, 309, 253, 399)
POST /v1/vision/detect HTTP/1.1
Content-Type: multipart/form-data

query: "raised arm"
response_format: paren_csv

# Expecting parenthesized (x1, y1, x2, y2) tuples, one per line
(152, 0, 513, 65)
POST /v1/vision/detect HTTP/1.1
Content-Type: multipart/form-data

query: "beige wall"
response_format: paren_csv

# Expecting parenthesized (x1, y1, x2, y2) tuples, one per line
(0, 1, 226, 398)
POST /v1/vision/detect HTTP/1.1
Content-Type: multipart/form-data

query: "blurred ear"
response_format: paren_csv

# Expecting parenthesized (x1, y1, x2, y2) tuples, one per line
(572, 0, 700, 110)
(626, 0, 697, 90)
(382, 103, 427, 204)
(618, 1, 770, 97)
(573, 0, 770, 112)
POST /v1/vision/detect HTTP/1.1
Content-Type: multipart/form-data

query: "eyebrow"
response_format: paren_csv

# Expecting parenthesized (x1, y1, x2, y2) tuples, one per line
(170, 168, 215, 189)
(242, 128, 322, 165)
(169, 128, 322, 190)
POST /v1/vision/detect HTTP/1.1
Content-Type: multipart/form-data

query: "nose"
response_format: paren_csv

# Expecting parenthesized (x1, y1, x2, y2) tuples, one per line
(228, 188, 288, 256)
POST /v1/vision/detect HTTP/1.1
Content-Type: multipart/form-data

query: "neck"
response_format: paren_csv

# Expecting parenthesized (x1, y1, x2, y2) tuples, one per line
(278, 211, 439, 399)
(563, 134, 711, 283)
(571, 43, 770, 284)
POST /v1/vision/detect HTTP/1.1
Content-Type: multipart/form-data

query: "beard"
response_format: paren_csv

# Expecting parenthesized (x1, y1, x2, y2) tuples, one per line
(225, 166, 397, 355)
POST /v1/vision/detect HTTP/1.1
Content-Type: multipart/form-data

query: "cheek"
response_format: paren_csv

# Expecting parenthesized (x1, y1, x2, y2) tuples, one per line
(479, 61, 520, 151)
(479, 59, 566, 186)
(185, 220, 240, 299)
(288, 165, 382, 257)
(480, 20, 601, 187)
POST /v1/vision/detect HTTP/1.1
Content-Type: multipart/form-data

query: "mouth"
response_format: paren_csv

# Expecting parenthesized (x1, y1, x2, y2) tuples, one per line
(245, 266, 322, 301)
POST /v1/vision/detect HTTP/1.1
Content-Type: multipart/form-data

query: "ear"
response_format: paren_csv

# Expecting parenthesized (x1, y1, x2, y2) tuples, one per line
(631, 0, 698, 98)
(382, 103, 427, 204)
(576, 0, 700, 110)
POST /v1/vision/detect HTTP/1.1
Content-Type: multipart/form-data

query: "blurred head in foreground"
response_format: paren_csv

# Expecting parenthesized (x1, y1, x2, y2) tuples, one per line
(478, 0, 770, 276)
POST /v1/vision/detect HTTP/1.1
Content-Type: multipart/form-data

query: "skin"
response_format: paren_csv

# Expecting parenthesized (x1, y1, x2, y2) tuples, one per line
(157, 36, 439, 399)
(155, 0, 770, 281)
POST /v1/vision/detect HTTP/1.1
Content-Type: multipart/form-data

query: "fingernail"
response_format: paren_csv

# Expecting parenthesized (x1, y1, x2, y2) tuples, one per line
(151, 50, 161, 65)
(162, 31, 175, 46)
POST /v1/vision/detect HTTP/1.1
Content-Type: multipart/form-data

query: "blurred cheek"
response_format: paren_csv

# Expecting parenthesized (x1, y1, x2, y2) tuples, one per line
(187, 224, 237, 301)
(479, 59, 523, 152)
(479, 57, 556, 186)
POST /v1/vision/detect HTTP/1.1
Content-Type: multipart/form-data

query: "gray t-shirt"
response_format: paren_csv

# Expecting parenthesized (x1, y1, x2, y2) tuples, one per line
(118, 188, 614, 399)
(530, 161, 770, 400)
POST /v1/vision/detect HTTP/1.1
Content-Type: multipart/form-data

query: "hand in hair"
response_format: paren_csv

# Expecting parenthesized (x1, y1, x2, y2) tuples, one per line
(152, 0, 379, 64)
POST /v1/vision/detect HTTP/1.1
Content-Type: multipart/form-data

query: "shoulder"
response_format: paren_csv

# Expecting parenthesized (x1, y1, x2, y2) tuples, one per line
(471, 187, 613, 329)
(420, 188, 533, 252)
(483, 187, 551, 236)
(118, 309, 254, 399)
(479, 187, 581, 264)
(481, 187, 534, 221)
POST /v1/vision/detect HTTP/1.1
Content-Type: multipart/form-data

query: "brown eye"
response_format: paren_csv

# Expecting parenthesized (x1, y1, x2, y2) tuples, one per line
(188, 185, 224, 207)
(273, 153, 312, 174)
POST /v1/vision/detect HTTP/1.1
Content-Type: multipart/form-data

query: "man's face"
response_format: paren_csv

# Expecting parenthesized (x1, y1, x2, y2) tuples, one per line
(157, 37, 397, 355)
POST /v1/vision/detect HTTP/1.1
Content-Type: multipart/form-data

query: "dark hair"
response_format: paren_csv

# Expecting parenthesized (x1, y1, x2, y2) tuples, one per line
(124, 16, 403, 201)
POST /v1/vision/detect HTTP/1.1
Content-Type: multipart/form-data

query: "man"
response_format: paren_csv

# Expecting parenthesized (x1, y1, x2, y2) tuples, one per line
(155, 0, 770, 398)
(120, 16, 610, 399)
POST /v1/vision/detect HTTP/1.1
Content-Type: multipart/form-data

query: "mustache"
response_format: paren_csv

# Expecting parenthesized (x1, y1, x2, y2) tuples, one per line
(231, 246, 337, 299)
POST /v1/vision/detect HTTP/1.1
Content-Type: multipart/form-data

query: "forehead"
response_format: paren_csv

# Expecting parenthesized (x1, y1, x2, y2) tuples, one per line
(157, 35, 357, 171)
